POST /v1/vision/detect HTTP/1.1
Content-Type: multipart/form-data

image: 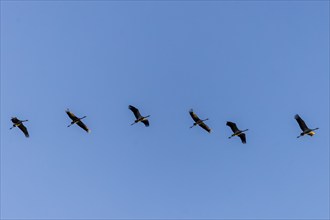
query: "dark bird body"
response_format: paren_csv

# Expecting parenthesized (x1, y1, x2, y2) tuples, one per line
(10, 117, 29, 137)
(129, 105, 150, 127)
(226, 121, 248, 144)
(189, 109, 211, 133)
(295, 114, 318, 138)
(66, 109, 90, 133)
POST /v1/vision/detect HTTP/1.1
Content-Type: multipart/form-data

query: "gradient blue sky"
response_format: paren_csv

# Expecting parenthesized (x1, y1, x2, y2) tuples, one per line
(1, 1, 329, 219)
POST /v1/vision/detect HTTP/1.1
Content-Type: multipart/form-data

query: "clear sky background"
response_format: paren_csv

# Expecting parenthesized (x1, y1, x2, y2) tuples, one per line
(1, 1, 329, 219)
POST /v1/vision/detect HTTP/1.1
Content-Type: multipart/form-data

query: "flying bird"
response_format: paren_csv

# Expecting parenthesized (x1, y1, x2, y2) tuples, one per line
(189, 109, 211, 133)
(226, 121, 248, 144)
(66, 109, 91, 133)
(129, 105, 150, 127)
(10, 117, 29, 137)
(295, 114, 318, 138)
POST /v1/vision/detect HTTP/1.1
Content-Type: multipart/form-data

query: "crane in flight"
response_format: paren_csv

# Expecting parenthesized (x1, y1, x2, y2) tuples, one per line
(295, 114, 318, 138)
(66, 109, 91, 133)
(129, 105, 150, 127)
(226, 121, 248, 144)
(10, 117, 29, 138)
(189, 109, 211, 133)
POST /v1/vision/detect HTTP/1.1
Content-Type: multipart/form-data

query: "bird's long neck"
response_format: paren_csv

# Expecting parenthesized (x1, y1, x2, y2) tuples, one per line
(145, 115, 150, 118)
(80, 116, 86, 120)
(242, 129, 249, 132)
(202, 118, 209, 122)
(312, 128, 319, 131)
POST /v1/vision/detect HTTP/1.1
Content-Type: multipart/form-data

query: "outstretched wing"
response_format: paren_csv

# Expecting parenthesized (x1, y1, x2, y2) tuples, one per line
(141, 119, 150, 127)
(238, 133, 246, 144)
(18, 123, 29, 137)
(199, 122, 211, 133)
(11, 117, 20, 123)
(295, 114, 309, 131)
(226, 121, 239, 133)
(77, 121, 90, 133)
(189, 109, 201, 122)
(66, 109, 79, 121)
(129, 105, 142, 119)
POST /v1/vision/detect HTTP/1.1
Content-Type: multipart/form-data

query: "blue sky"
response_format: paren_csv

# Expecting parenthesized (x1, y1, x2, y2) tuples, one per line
(1, 1, 329, 219)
